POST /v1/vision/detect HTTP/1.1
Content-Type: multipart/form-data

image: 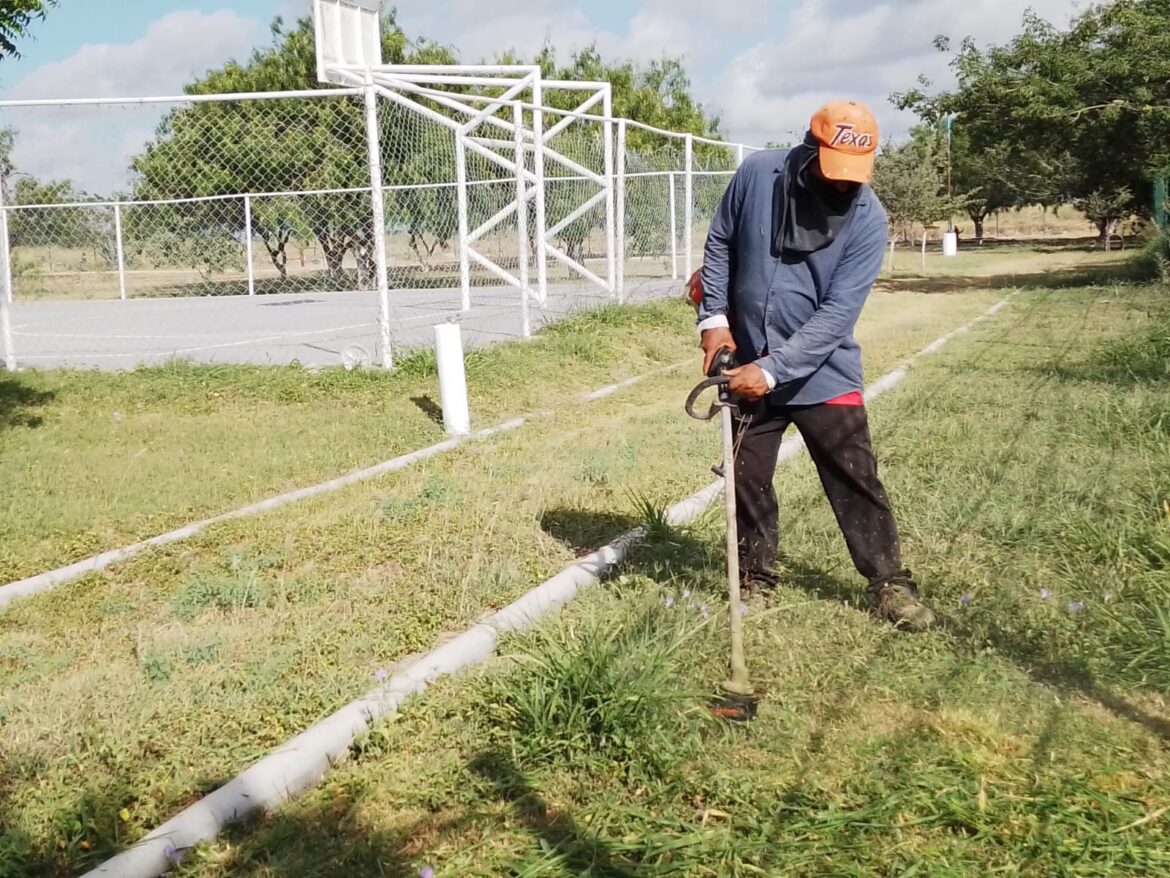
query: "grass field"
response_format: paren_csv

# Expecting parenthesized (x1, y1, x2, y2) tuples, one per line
(1, 244, 1165, 877)
(160, 277, 1169, 878)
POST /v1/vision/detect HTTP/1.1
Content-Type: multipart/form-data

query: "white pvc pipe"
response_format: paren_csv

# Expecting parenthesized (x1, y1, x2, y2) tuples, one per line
(81, 301, 1013, 878)
(435, 321, 471, 436)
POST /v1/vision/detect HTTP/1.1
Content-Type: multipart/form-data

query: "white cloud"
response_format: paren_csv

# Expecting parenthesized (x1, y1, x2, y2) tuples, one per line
(715, 0, 1087, 147)
(1, 0, 1096, 195)
(4, 10, 266, 194)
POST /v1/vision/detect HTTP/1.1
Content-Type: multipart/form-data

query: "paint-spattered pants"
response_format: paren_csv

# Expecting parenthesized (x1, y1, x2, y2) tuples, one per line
(733, 400, 908, 589)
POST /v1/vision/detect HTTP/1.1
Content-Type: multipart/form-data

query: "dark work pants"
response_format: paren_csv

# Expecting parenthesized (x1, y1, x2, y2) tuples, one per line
(734, 400, 909, 589)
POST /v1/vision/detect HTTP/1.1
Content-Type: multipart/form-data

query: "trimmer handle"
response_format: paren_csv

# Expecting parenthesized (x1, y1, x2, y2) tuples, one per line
(707, 346, 738, 378)
(686, 347, 740, 421)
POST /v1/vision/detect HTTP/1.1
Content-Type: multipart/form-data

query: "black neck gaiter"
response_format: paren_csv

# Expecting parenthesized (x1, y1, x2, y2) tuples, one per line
(773, 132, 862, 256)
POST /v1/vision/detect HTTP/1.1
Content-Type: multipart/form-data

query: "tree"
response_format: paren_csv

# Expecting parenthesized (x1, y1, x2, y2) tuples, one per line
(0, 0, 56, 60)
(895, 1, 1170, 241)
(130, 14, 461, 287)
(871, 140, 954, 242)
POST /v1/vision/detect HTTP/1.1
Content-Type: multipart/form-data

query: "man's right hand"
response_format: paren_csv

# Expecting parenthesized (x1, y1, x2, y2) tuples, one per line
(701, 328, 737, 375)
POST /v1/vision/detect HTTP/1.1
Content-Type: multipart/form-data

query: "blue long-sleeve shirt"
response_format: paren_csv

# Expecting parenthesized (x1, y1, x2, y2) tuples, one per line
(698, 148, 889, 407)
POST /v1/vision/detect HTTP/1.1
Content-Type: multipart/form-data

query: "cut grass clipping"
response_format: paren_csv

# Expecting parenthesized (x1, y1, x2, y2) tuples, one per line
(161, 281, 1170, 878)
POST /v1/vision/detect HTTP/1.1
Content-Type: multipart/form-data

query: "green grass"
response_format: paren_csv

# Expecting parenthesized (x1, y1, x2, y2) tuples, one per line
(0, 286, 1003, 877)
(0, 298, 700, 584)
(149, 280, 1170, 878)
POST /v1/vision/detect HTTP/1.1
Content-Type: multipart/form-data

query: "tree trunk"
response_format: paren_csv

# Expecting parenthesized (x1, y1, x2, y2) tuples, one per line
(318, 232, 348, 282)
(972, 214, 986, 242)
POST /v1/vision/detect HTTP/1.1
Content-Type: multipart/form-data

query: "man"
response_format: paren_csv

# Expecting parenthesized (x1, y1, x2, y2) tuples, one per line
(695, 99, 936, 632)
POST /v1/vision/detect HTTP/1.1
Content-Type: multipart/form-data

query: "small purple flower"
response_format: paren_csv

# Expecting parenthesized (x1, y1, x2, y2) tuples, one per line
(164, 844, 182, 866)
(739, 603, 750, 617)
(700, 602, 710, 620)
(682, 589, 692, 599)
(420, 868, 435, 878)
(374, 668, 389, 682)
(960, 594, 973, 607)
(1067, 601, 1085, 613)
(1039, 588, 1052, 601)
(664, 595, 675, 609)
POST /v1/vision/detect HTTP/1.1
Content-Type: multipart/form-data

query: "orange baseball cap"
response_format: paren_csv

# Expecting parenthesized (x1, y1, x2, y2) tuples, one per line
(809, 100, 880, 184)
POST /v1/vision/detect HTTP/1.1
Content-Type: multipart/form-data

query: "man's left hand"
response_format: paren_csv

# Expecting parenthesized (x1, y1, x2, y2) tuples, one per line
(725, 364, 771, 401)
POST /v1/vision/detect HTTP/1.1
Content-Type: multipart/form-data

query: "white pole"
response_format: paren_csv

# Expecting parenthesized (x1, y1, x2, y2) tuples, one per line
(684, 134, 694, 276)
(0, 178, 12, 306)
(113, 203, 128, 301)
(602, 90, 617, 299)
(921, 231, 927, 271)
(532, 77, 549, 305)
(243, 194, 255, 296)
(668, 170, 678, 280)
(888, 238, 896, 272)
(736, 143, 745, 167)
(513, 103, 531, 338)
(363, 79, 394, 369)
(455, 132, 472, 312)
(615, 119, 627, 304)
(0, 177, 14, 369)
(435, 321, 470, 436)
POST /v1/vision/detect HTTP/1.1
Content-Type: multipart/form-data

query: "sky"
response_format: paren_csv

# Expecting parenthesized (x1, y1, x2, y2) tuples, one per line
(0, 0, 1084, 193)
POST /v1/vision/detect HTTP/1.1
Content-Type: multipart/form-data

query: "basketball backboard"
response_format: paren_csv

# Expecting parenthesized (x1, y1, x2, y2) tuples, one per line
(314, 0, 382, 84)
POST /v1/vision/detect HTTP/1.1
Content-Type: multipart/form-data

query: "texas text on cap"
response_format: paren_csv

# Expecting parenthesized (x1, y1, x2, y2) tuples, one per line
(809, 100, 880, 184)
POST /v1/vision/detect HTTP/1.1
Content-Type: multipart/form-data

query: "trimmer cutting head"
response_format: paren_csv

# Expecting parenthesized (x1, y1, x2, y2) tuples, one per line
(708, 689, 760, 723)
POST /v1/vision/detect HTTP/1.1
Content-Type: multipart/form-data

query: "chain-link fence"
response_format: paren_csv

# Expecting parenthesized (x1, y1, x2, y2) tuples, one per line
(0, 87, 759, 371)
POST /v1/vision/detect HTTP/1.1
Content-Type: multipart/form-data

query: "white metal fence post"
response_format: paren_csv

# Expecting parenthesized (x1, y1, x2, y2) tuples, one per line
(602, 90, 617, 299)
(363, 79, 394, 369)
(0, 176, 14, 370)
(684, 133, 694, 277)
(668, 170, 678, 280)
(454, 130, 472, 312)
(513, 102, 531, 338)
(531, 77, 549, 305)
(737, 143, 745, 167)
(113, 203, 128, 301)
(243, 194, 256, 296)
(615, 119, 627, 304)
(0, 179, 11, 307)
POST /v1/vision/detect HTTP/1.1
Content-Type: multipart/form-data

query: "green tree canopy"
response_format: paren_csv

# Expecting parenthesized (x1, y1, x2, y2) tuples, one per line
(895, 0, 1170, 238)
(0, 0, 56, 60)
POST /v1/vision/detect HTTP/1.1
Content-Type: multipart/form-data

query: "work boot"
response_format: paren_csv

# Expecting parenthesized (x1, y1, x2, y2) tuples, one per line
(869, 574, 937, 632)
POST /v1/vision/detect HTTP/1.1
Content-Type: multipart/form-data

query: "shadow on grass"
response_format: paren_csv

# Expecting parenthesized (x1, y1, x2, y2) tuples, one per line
(410, 394, 444, 426)
(0, 376, 54, 431)
(0, 755, 234, 878)
(469, 750, 640, 877)
(539, 507, 718, 590)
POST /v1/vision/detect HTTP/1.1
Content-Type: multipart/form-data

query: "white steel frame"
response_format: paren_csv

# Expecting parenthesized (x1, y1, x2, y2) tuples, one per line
(314, 0, 616, 341)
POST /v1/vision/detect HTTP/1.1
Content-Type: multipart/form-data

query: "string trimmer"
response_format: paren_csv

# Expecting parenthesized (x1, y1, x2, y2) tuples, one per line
(685, 346, 759, 723)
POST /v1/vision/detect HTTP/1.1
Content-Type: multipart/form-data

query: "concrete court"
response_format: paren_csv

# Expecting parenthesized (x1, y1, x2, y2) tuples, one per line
(4, 277, 680, 371)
